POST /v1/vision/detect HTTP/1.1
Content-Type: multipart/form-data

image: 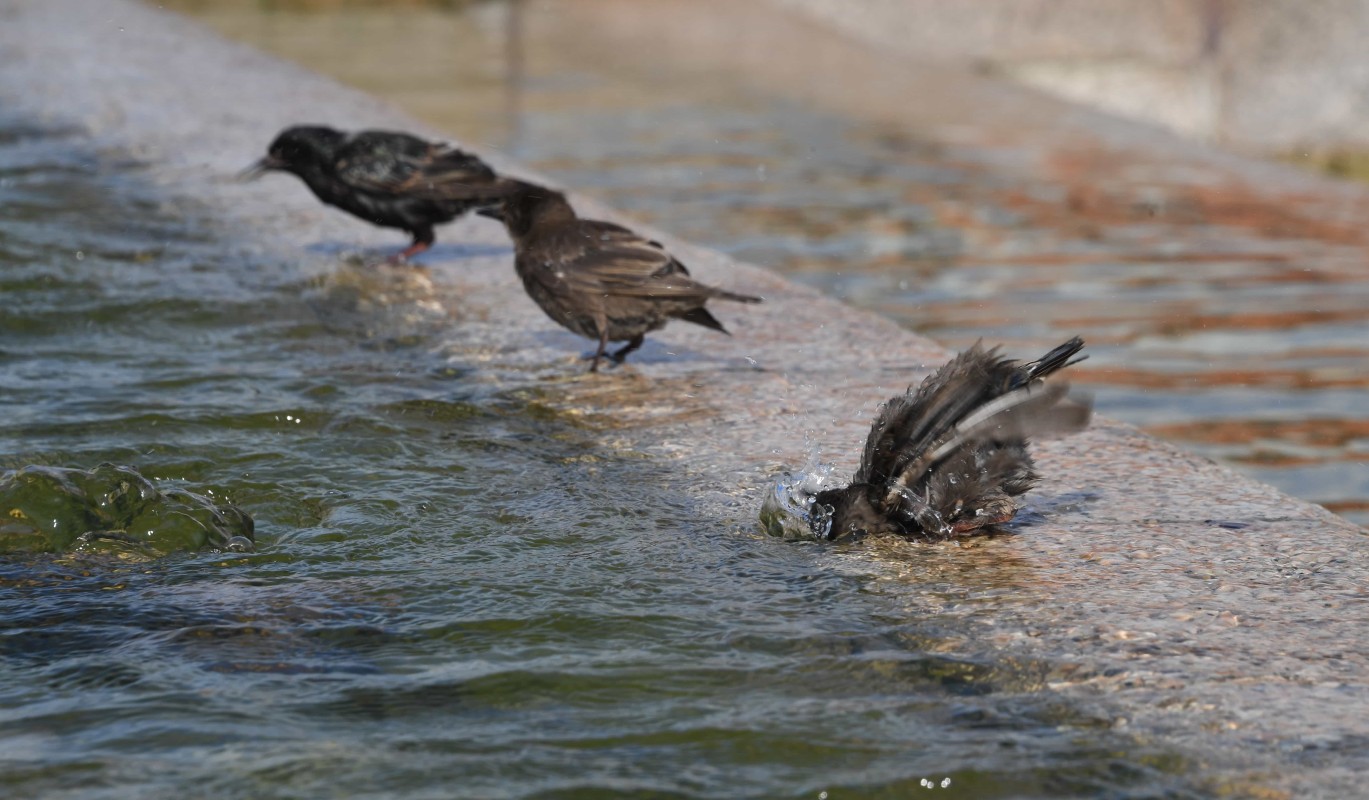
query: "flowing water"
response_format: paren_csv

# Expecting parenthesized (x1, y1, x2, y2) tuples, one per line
(0, 115, 1216, 797)
(167, 0, 1369, 528)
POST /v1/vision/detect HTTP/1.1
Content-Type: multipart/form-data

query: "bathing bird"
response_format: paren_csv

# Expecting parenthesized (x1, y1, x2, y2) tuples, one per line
(480, 181, 763, 371)
(243, 125, 508, 262)
(811, 337, 1091, 541)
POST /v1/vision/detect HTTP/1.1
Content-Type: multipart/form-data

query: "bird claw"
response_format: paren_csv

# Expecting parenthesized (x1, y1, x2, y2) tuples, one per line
(581, 352, 611, 372)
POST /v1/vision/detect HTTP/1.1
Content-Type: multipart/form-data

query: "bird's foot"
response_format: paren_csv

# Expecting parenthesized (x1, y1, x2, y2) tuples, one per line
(610, 335, 645, 365)
(386, 241, 431, 266)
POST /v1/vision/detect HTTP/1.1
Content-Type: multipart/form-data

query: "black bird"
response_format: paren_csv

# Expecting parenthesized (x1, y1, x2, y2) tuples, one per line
(243, 125, 508, 262)
(481, 181, 762, 371)
(811, 337, 1091, 541)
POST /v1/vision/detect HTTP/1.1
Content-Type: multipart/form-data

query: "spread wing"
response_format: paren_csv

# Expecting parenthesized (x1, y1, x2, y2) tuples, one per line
(855, 345, 999, 489)
(334, 131, 500, 200)
(866, 341, 1090, 515)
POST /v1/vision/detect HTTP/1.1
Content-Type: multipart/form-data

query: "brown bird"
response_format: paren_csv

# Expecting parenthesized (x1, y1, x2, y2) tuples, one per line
(811, 337, 1091, 541)
(242, 126, 509, 262)
(481, 181, 762, 371)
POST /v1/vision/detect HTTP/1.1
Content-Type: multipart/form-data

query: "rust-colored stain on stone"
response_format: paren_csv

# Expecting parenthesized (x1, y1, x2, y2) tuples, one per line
(1148, 418, 1369, 450)
(1078, 365, 1369, 390)
(1042, 143, 1368, 237)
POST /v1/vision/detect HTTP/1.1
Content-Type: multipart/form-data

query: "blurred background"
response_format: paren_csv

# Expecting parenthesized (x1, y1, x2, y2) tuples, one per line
(164, 0, 1369, 526)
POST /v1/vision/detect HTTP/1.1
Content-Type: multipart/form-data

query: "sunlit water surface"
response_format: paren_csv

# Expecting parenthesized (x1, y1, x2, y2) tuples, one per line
(168, 0, 1369, 527)
(0, 120, 1212, 798)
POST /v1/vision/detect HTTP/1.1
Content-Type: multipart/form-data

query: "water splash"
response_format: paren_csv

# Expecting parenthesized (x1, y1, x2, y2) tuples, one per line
(759, 444, 839, 541)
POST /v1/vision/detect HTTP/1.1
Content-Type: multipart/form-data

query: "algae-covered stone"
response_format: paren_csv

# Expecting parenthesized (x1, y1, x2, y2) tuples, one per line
(0, 465, 102, 552)
(120, 488, 255, 555)
(69, 463, 159, 529)
(0, 464, 254, 557)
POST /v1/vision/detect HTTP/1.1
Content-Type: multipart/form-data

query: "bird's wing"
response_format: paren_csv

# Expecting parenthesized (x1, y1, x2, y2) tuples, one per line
(881, 380, 1090, 511)
(334, 133, 499, 200)
(920, 381, 1085, 467)
(558, 225, 713, 299)
(857, 345, 998, 489)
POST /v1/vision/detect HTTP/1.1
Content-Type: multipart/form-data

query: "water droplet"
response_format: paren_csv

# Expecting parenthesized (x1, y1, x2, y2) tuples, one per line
(759, 446, 840, 541)
(75, 250, 84, 260)
(941, 778, 951, 788)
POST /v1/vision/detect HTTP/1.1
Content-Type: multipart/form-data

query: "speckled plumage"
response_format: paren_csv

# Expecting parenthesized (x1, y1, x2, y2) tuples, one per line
(484, 181, 762, 370)
(245, 126, 507, 260)
(813, 338, 1091, 540)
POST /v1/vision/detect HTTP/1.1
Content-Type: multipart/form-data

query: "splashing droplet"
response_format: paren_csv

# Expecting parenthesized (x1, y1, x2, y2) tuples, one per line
(759, 444, 838, 540)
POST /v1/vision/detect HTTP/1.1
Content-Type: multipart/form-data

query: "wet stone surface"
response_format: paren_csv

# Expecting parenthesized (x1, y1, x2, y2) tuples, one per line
(0, 1, 1367, 798)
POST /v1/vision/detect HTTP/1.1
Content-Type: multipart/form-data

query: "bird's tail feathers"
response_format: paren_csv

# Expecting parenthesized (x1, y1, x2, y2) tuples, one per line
(711, 288, 763, 304)
(1023, 336, 1087, 382)
(678, 306, 730, 334)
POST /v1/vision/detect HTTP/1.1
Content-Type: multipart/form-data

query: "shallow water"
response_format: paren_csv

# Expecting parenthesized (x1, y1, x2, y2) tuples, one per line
(169, 0, 1369, 527)
(0, 118, 1223, 797)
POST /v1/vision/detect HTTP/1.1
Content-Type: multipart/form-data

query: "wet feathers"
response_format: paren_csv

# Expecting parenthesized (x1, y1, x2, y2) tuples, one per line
(813, 338, 1091, 540)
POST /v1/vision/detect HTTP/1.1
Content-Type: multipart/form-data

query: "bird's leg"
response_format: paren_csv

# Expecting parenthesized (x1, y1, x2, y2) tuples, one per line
(388, 227, 434, 264)
(588, 327, 609, 372)
(610, 334, 645, 365)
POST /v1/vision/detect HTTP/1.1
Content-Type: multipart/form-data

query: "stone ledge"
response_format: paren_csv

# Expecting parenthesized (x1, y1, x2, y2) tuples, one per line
(772, 0, 1369, 151)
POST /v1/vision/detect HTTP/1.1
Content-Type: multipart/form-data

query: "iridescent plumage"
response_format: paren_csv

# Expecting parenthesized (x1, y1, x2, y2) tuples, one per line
(244, 125, 508, 261)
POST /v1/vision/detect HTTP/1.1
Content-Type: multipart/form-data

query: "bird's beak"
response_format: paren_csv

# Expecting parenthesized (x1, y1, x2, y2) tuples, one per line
(477, 206, 506, 222)
(237, 156, 283, 182)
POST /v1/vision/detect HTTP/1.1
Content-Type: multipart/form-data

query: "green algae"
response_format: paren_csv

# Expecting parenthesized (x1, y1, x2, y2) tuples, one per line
(0, 464, 254, 558)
